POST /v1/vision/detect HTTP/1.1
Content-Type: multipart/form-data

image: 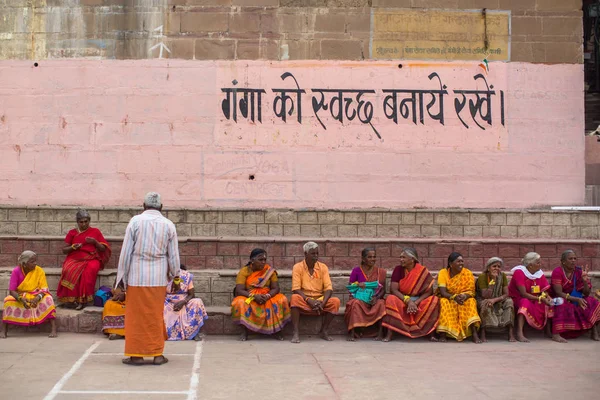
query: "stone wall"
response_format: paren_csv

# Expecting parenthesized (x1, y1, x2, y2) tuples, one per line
(0, 0, 583, 63)
(1, 208, 599, 240)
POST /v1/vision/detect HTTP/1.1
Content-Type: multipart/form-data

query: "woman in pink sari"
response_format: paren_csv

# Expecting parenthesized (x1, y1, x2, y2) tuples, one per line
(508, 252, 554, 342)
(550, 250, 600, 342)
(57, 210, 111, 310)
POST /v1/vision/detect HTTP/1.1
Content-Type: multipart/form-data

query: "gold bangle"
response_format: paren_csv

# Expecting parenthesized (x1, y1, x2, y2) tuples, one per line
(403, 295, 410, 304)
(450, 294, 457, 301)
(565, 294, 570, 301)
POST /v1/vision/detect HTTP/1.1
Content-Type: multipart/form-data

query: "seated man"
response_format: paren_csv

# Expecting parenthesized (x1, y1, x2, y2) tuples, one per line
(290, 241, 341, 343)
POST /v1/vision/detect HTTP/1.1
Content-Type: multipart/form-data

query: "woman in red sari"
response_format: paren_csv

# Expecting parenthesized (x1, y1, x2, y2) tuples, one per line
(550, 250, 600, 342)
(57, 210, 111, 310)
(382, 248, 440, 342)
(344, 248, 387, 341)
(508, 252, 554, 342)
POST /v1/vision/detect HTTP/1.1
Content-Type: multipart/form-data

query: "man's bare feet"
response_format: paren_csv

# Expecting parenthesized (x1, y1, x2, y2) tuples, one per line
(516, 334, 530, 343)
(320, 331, 334, 341)
(0, 332, 6, 339)
(552, 334, 567, 343)
(291, 332, 300, 344)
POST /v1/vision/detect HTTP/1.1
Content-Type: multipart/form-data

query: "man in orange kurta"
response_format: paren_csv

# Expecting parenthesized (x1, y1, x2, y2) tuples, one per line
(290, 242, 340, 343)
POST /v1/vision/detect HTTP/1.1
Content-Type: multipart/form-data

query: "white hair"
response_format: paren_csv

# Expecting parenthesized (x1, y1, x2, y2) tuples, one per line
(303, 241, 319, 253)
(522, 252, 541, 267)
(144, 192, 162, 209)
(18, 250, 37, 266)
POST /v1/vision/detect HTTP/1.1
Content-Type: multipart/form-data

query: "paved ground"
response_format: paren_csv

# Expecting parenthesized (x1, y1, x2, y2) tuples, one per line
(0, 332, 599, 400)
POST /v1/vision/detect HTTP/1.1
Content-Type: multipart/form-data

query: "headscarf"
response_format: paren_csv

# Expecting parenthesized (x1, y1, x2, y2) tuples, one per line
(484, 257, 504, 298)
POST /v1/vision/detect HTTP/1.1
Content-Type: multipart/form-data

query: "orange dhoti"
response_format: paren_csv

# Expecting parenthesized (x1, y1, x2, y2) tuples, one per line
(124, 286, 167, 358)
(290, 294, 340, 314)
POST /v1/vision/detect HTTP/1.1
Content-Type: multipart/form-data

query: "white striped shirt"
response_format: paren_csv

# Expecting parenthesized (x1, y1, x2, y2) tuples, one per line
(116, 209, 180, 288)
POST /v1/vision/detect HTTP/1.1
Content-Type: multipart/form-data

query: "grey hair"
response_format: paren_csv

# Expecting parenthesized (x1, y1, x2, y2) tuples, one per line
(303, 241, 319, 253)
(18, 250, 37, 266)
(485, 257, 504, 272)
(76, 209, 90, 220)
(522, 252, 541, 267)
(144, 192, 162, 209)
(401, 247, 419, 262)
(561, 249, 576, 262)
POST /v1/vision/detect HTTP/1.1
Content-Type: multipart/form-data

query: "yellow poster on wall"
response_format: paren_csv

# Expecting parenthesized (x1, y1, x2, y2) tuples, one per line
(371, 9, 510, 61)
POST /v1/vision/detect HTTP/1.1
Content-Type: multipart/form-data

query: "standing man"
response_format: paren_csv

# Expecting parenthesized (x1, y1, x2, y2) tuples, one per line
(290, 242, 340, 343)
(117, 192, 180, 366)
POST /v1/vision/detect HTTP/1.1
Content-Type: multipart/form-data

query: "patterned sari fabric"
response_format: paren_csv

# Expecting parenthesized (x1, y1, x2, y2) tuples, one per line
(476, 272, 514, 330)
(2, 266, 56, 326)
(57, 227, 111, 304)
(382, 263, 440, 338)
(102, 298, 126, 336)
(344, 266, 387, 331)
(231, 265, 291, 334)
(508, 268, 553, 330)
(436, 268, 481, 341)
(550, 267, 600, 337)
(164, 270, 208, 341)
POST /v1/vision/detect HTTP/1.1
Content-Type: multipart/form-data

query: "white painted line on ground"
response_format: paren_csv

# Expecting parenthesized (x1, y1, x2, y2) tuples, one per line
(43, 341, 101, 400)
(187, 340, 204, 400)
(90, 353, 195, 356)
(59, 390, 188, 395)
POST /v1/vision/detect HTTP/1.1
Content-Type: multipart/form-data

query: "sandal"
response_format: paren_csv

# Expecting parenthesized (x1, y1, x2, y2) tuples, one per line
(122, 357, 144, 366)
(153, 356, 169, 365)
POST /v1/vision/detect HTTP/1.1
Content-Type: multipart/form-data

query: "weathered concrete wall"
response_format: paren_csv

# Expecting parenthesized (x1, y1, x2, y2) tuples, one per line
(0, 60, 585, 208)
(0, 0, 583, 63)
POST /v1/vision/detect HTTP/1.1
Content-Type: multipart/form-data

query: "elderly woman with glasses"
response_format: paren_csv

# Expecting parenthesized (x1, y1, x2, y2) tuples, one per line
(381, 247, 440, 342)
(476, 257, 515, 342)
(1, 251, 57, 338)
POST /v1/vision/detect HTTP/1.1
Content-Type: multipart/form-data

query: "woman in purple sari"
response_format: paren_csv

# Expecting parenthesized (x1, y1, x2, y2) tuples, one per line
(344, 248, 387, 341)
(550, 250, 600, 342)
(164, 265, 208, 341)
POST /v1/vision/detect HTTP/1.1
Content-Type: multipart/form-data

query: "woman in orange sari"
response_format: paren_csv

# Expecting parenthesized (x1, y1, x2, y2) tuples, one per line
(382, 248, 440, 342)
(1, 251, 57, 338)
(57, 210, 111, 310)
(436, 252, 481, 343)
(231, 248, 291, 341)
(345, 248, 387, 341)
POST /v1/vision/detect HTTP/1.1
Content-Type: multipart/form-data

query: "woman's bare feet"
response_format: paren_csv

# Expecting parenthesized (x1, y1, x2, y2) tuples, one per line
(109, 334, 124, 340)
(429, 334, 439, 342)
(439, 335, 447, 343)
(75, 303, 85, 311)
(48, 320, 57, 338)
(291, 332, 300, 343)
(472, 330, 482, 344)
(347, 329, 358, 342)
(273, 332, 284, 341)
(480, 329, 487, 343)
(382, 330, 393, 343)
(552, 334, 567, 343)
(319, 331, 334, 341)
(0, 332, 6, 339)
(238, 329, 248, 342)
(592, 325, 600, 341)
(516, 333, 530, 343)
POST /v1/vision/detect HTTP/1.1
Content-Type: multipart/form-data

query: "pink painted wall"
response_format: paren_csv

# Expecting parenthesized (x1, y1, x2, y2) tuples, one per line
(0, 60, 584, 208)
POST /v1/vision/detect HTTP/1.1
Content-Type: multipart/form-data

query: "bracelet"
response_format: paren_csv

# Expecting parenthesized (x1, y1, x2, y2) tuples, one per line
(403, 295, 411, 304)
(565, 294, 570, 301)
(71, 244, 76, 249)
(450, 294, 457, 301)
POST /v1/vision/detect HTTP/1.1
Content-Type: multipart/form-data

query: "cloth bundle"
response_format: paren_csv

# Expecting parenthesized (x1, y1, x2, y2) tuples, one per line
(346, 281, 379, 303)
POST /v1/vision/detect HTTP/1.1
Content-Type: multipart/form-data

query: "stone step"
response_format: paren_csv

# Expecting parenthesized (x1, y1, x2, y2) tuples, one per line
(0, 305, 350, 336)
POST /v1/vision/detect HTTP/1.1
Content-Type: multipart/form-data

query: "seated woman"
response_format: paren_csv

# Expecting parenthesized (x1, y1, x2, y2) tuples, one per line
(57, 210, 111, 310)
(102, 284, 126, 340)
(164, 265, 208, 341)
(1, 251, 57, 338)
(231, 248, 291, 341)
(508, 252, 554, 342)
(476, 257, 515, 342)
(382, 247, 439, 342)
(344, 247, 387, 341)
(436, 252, 481, 343)
(550, 250, 600, 342)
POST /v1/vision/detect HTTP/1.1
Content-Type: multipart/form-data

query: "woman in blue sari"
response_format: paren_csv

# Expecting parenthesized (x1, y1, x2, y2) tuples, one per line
(164, 265, 208, 341)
